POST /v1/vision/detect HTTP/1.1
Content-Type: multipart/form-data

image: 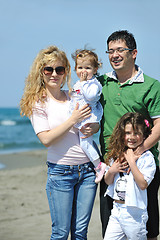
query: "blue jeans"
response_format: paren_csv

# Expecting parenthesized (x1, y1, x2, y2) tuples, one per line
(46, 162, 97, 240)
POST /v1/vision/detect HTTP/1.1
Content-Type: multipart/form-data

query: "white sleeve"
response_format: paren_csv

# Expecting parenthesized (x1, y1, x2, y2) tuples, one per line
(81, 78, 102, 101)
(138, 151, 156, 186)
(30, 103, 50, 135)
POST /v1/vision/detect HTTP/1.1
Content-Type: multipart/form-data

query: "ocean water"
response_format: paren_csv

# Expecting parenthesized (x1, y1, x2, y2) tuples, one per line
(0, 107, 100, 155)
(0, 108, 45, 155)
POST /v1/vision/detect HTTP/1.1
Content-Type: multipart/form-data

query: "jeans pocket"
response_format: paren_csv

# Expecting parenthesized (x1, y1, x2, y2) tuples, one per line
(47, 165, 74, 188)
(48, 164, 72, 176)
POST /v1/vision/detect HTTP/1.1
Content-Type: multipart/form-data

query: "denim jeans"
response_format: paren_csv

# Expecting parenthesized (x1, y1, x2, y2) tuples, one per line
(46, 162, 97, 240)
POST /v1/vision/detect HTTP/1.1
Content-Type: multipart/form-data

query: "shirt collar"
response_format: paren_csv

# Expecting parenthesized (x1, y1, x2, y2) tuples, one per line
(106, 65, 144, 84)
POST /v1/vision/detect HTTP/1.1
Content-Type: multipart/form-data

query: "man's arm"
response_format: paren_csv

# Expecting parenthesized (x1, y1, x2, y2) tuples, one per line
(134, 118, 160, 155)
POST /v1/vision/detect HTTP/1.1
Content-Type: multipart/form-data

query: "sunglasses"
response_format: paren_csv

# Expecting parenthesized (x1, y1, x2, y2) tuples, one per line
(43, 66, 65, 76)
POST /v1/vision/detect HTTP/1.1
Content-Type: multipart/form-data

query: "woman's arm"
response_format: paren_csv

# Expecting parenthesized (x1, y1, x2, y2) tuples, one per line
(37, 103, 91, 147)
(124, 149, 148, 190)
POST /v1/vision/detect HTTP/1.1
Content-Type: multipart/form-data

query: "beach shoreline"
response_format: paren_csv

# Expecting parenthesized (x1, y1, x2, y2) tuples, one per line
(0, 149, 47, 170)
(0, 149, 159, 240)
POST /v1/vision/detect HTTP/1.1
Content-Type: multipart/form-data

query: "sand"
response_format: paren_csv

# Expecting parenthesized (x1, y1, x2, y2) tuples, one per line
(0, 150, 102, 240)
(0, 149, 159, 240)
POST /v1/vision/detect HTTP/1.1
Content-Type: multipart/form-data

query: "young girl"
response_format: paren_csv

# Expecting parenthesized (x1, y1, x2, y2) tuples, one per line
(69, 49, 106, 183)
(104, 112, 156, 240)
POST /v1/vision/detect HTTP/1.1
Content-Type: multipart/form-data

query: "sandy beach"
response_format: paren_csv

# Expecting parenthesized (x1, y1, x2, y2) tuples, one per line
(0, 149, 159, 240)
(0, 150, 102, 240)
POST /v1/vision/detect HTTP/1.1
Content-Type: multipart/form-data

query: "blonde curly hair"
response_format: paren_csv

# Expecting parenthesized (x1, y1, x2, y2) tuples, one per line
(20, 46, 71, 117)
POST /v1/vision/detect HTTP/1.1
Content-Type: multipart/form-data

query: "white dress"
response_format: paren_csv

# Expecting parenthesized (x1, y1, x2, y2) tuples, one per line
(69, 77, 103, 128)
(69, 77, 103, 163)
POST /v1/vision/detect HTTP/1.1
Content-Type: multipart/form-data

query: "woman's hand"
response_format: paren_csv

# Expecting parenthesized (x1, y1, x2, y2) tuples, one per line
(70, 103, 91, 125)
(80, 122, 99, 138)
(37, 103, 91, 147)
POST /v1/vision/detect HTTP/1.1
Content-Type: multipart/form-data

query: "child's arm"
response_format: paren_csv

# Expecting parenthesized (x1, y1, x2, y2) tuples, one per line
(80, 74, 102, 101)
(124, 149, 148, 190)
(82, 82, 101, 101)
(104, 159, 128, 185)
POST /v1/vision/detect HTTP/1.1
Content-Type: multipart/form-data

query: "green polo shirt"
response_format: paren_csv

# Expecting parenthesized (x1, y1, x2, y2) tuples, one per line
(98, 72, 160, 166)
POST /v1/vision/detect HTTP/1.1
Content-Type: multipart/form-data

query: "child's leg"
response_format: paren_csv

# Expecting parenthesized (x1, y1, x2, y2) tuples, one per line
(104, 204, 126, 240)
(79, 130, 100, 162)
(79, 130, 106, 183)
(94, 162, 107, 184)
(121, 206, 148, 240)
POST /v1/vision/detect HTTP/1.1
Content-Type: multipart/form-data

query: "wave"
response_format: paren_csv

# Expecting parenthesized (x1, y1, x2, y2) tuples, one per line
(0, 120, 16, 126)
(0, 141, 45, 152)
(0, 118, 30, 126)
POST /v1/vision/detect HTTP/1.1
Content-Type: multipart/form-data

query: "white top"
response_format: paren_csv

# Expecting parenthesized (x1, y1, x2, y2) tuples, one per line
(30, 91, 89, 165)
(105, 150, 156, 210)
(69, 77, 103, 128)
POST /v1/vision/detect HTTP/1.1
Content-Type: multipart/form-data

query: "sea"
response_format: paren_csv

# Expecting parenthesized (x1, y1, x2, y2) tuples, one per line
(0, 107, 100, 168)
(0, 107, 45, 155)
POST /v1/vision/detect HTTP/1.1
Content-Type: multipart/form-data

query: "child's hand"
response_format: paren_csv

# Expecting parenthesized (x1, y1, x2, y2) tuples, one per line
(109, 159, 128, 174)
(124, 149, 141, 166)
(80, 71, 88, 81)
(133, 142, 146, 156)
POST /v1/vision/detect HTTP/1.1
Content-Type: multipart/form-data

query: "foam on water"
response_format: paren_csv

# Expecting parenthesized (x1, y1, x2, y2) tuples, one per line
(0, 120, 16, 126)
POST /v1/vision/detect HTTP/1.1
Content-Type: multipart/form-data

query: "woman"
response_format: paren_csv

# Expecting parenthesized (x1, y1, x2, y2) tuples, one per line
(20, 46, 98, 240)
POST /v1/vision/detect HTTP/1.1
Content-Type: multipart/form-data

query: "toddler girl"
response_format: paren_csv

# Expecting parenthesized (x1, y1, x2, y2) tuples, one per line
(69, 49, 106, 183)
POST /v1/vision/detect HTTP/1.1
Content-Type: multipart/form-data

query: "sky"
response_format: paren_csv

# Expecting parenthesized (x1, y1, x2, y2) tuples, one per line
(1, 0, 160, 108)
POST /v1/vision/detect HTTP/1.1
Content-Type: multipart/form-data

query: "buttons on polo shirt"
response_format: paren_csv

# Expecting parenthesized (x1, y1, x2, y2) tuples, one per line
(113, 96, 121, 105)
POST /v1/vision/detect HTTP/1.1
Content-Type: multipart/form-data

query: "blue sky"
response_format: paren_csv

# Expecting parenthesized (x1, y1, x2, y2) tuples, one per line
(1, 0, 160, 107)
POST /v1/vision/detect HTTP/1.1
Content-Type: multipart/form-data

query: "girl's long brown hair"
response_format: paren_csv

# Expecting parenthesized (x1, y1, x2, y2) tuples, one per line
(105, 112, 151, 165)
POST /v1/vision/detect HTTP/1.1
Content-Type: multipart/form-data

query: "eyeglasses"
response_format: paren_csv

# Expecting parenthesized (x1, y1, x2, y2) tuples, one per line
(43, 66, 65, 76)
(105, 48, 133, 55)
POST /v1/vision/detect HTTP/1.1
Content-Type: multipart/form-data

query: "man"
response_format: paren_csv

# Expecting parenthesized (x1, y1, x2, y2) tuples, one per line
(98, 30, 160, 240)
